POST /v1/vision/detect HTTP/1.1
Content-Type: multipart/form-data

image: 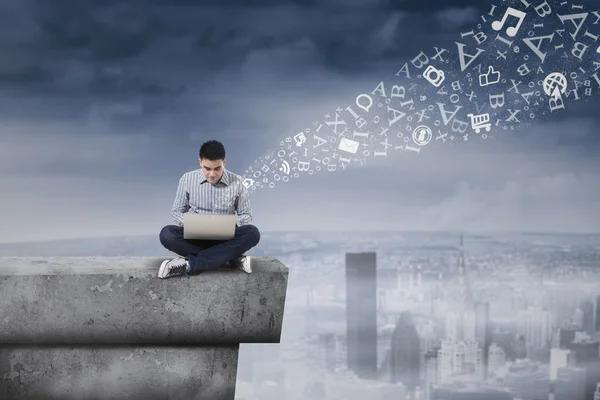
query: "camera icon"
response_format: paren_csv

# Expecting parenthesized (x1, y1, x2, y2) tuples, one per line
(423, 65, 445, 87)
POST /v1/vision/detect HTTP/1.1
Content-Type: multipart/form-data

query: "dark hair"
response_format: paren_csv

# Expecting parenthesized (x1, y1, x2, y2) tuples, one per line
(199, 140, 226, 160)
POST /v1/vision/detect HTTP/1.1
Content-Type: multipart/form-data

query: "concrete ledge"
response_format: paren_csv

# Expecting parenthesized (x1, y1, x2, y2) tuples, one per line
(0, 256, 288, 345)
(0, 346, 238, 400)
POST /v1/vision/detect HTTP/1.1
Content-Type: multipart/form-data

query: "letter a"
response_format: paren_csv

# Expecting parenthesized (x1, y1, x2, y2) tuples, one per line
(557, 12, 588, 41)
(372, 81, 387, 98)
(522, 33, 554, 63)
(437, 103, 463, 125)
(313, 134, 327, 149)
(455, 42, 485, 72)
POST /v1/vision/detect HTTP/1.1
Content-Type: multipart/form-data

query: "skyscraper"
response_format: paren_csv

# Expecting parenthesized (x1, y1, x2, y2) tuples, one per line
(567, 337, 600, 400)
(580, 300, 595, 334)
(345, 252, 378, 380)
(456, 232, 475, 342)
(475, 301, 491, 380)
(554, 366, 586, 400)
(389, 311, 421, 398)
(457, 232, 473, 310)
(516, 306, 553, 349)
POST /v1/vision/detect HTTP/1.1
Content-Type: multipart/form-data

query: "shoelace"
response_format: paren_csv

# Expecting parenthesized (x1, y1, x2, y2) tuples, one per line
(168, 262, 191, 279)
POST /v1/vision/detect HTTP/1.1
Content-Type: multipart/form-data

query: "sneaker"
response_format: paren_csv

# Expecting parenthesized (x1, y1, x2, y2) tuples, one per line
(158, 256, 191, 279)
(230, 255, 252, 274)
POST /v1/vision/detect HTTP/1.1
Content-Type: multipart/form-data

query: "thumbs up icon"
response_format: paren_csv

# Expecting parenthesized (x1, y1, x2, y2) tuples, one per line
(479, 66, 501, 86)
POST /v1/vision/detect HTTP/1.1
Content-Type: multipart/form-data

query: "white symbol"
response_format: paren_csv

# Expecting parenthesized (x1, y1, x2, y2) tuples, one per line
(467, 113, 492, 133)
(423, 65, 445, 87)
(338, 138, 360, 154)
(597, 46, 600, 54)
(492, 7, 526, 37)
(242, 178, 254, 188)
(279, 160, 290, 174)
(412, 125, 432, 146)
(479, 66, 501, 86)
(294, 132, 306, 146)
(543, 72, 567, 99)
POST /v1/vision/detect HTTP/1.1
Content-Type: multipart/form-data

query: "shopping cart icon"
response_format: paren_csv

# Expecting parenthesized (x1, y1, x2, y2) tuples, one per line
(467, 113, 492, 133)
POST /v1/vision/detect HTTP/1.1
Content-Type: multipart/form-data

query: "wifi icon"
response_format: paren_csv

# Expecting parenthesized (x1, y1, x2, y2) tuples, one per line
(279, 160, 290, 174)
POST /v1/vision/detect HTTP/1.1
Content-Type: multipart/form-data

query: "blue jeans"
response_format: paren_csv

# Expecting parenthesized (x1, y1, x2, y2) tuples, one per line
(159, 224, 260, 273)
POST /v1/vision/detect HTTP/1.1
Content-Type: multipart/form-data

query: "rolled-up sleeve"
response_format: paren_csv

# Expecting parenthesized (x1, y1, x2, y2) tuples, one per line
(235, 182, 253, 226)
(171, 175, 189, 227)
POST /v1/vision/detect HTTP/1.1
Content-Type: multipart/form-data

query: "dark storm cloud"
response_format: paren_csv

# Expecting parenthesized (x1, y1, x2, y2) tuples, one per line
(0, 0, 481, 90)
(0, 0, 597, 159)
(1, 0, 600, 242)
(0, 0, 437, 134)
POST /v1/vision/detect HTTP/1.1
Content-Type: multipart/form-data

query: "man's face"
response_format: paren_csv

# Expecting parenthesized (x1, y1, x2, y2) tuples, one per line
(199, 157, 226, 184)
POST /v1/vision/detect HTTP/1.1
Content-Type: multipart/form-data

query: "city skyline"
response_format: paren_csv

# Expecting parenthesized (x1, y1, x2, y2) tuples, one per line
(285, 233, 600, 400)
(5, 229, 599, 399)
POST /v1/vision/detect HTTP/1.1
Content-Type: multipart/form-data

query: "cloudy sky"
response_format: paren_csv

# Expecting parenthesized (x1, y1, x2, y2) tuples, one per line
(0, 0, 599, 244)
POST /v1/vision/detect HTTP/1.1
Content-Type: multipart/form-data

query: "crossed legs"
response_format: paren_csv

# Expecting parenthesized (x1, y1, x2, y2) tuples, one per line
(159, 224, 260, 273)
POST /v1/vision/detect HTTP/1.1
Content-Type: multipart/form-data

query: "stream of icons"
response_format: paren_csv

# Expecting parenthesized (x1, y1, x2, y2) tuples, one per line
(233, 0, 597, 195)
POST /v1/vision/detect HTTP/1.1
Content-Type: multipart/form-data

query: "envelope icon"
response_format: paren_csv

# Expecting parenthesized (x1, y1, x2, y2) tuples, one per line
(338, 138, 359, 154)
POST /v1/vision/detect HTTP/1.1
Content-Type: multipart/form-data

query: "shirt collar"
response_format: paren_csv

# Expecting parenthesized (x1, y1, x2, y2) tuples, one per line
(220, 169, 230, 185)
(199, 168, 230, 186)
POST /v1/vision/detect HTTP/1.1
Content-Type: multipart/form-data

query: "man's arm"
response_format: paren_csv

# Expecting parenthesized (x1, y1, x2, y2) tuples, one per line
(235, 182, 253, 226)
(171, 175, 190, 227)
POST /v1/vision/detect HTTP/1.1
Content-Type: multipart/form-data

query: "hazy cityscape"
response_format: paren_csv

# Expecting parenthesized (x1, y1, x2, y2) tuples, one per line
(2, 230, 600, 400)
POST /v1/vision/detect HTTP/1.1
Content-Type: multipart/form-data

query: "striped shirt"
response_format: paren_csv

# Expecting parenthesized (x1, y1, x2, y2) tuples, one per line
(170, 168, 253, 227)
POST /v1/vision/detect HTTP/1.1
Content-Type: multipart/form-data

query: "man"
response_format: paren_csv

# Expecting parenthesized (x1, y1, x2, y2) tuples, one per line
(158, 140, 260, 279)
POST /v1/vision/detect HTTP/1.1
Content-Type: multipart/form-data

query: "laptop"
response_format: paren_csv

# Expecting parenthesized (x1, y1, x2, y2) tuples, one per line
(183, 213, 237, 240)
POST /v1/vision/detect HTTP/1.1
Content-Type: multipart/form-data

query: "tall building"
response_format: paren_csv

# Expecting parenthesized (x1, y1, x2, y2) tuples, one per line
(517, 306, 553, 349)
(389, 311, 421, 398)
(445, 312, 459, 342)
(549, 348, 573, 380)
(457, 232, 473, 307)
(463, 309, 477, 342)
(437, 339, 457, 382)
(487, 343, 507, 375)
(554, 366, 586, 400)
(573, 307, 584, 328)
(567, 336, 600, 400)
(475, 301, 491, 380)
(502, 360, 550, 400)
(345, 252, 378, 379)
(417, 321, 438, 382)
(490, 329, 514, 360)
(436, 339, 481, 382)
(456, 232, 474, 342)
(424, 351, 438, 399)
(581, 300, 595, 334)
(558, 327, 577, 348)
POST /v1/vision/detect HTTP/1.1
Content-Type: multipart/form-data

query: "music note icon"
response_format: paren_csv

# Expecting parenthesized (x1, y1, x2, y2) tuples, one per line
(492, 7, 527, 37)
